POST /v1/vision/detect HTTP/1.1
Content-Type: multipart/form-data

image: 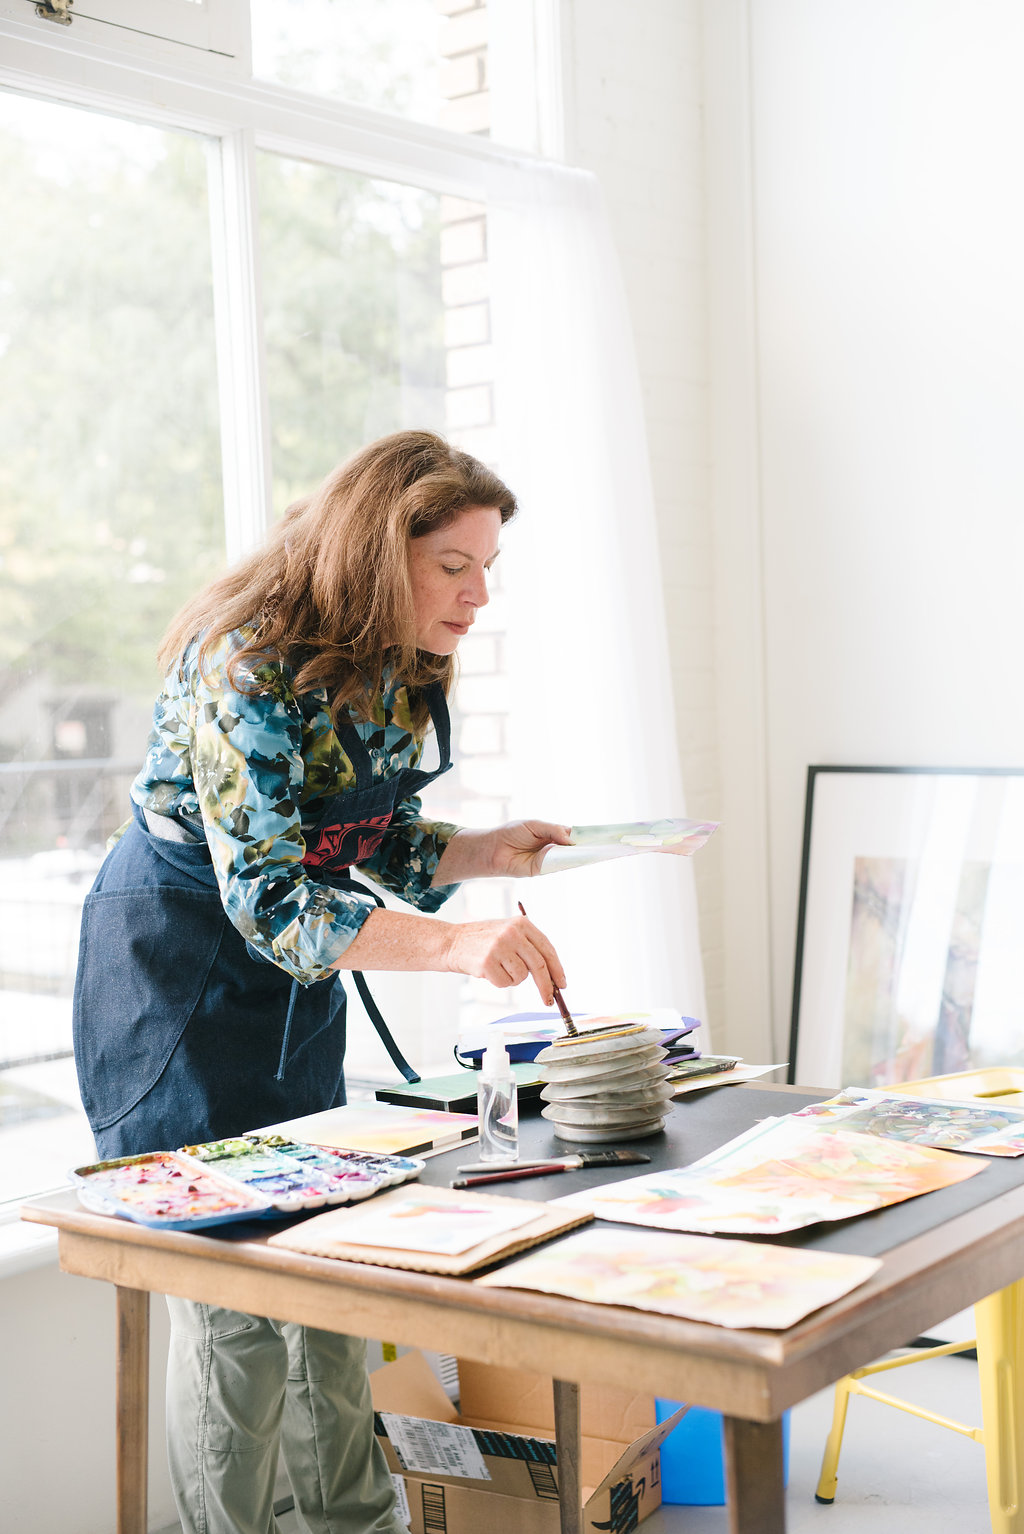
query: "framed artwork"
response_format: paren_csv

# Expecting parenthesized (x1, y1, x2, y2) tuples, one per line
(788, 766, 1024, 1089)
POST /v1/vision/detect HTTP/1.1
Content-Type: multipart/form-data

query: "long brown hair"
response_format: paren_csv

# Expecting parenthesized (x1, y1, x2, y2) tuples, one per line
(159, 430, 516, 728)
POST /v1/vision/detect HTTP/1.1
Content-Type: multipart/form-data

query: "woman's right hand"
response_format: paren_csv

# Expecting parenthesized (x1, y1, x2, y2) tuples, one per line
(445, 912, 566, 1005)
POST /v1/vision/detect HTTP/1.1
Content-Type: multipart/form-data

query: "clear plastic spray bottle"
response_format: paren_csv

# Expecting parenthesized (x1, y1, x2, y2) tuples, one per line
(477, 1035, 519, 1162)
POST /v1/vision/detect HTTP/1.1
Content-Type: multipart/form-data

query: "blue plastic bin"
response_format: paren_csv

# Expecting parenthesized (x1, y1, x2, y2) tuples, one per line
(655, 1400, 791, 1505)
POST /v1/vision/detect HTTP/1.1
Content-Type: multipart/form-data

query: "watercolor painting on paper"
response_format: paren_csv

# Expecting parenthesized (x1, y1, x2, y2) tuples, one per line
(794, 1089, 1024, 1156)
(555, 1115, 984, 1236)
(539, 817, 719, 874)
(311, 1187, 539, 1256)
(477, 1227, 881, 1330)
(253, 1102, 477, 1155)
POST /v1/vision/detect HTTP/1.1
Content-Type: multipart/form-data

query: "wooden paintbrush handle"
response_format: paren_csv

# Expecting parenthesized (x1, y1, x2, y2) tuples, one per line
(517, 900, 578, 1035)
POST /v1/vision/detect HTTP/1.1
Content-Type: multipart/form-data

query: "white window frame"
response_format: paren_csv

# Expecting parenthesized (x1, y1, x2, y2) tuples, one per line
(0, 3, 561, 557)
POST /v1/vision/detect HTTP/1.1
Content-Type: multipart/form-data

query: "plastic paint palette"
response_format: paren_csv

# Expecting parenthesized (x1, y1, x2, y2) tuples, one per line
(179, 1134, 425, 1214)
(70, 1151, 274, 1230)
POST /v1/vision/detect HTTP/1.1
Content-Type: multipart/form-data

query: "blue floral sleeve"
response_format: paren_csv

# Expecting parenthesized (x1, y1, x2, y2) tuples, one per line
(188, 653, 376, 983)
(132, 635, 463, 984)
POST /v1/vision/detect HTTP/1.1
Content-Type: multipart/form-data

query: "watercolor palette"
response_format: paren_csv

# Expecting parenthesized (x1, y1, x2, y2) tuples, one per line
(178, 1134, 424, 1214)
(70, 1151, 274, 1230)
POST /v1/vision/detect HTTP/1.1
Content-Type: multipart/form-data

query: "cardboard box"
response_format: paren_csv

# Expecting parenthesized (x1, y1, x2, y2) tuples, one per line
(370, 1350, 687, 1534)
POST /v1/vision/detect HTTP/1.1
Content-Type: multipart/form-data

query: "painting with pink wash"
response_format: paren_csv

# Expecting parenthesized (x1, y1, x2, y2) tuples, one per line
(555, 1115, 985, 1236)
(477, 1227, 881, 1330)
(254, 1102, 478, 1155)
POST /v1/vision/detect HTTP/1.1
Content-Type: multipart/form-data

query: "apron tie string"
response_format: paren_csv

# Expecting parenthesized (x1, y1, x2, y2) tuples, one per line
(276, 980, 301, 1082)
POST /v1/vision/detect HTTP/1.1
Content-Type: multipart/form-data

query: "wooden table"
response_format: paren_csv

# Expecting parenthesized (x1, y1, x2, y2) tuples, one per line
(22, 1083, 1024, 1534)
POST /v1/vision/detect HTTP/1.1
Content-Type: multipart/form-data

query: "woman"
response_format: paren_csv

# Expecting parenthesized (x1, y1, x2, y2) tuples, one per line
(72, 429, 569, 1534)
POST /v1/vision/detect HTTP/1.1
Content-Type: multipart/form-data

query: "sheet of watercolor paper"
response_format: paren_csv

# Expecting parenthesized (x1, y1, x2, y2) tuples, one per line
(317, 1188, 538, 1256)
(793, 1089, 1024, 1157)
(539, 818, 719, 874)
(253, 1103, 477, 1155)
(554, 1115, 985, 1235)
(477, 1226, 882, 1330)
(670, 1062, 786, 1096)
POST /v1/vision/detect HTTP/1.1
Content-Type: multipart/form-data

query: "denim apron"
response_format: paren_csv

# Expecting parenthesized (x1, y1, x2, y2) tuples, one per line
(73, 684, 452, 1160)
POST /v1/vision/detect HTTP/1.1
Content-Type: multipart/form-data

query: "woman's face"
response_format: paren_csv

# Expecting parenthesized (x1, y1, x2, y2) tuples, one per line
(409, 505, 502, 655)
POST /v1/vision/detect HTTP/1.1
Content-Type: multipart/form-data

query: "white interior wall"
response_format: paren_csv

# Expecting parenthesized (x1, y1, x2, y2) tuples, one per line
(0, 1257, 176, 1532)
(743, 0, 1024, 1060)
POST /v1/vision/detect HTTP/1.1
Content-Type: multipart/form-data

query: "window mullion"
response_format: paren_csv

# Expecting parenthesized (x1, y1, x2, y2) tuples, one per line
(206, 126, 273, 561)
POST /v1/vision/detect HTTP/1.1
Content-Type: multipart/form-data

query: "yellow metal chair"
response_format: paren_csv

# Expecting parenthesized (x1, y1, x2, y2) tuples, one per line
(816, 1284, 1024, 1529)
(816, 1068, 1024, 1532)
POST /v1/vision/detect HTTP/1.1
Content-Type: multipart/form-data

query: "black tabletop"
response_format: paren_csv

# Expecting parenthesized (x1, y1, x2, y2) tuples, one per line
(419, 1085, 1024, 1260)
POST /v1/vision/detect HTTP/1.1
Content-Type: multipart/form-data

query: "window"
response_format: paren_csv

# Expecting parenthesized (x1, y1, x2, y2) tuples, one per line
(0, 92, 224, 1197)
(0, 0, 530, 1195)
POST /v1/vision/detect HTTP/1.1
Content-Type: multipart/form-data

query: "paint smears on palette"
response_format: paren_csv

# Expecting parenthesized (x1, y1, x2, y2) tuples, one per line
(179, 1134, 424, 1213)
(70, 1151, 275, 1230)
(71, 1139, 424, 1229)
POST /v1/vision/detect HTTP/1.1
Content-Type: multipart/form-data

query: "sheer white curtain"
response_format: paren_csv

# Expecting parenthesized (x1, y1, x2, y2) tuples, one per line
(486, 161, 708, 1024)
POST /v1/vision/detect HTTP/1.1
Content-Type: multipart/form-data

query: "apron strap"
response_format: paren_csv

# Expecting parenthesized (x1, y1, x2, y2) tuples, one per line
(335, 875, 421, 1084)
(275, 981, 301, 1083)
(350, 970, 421, 1085)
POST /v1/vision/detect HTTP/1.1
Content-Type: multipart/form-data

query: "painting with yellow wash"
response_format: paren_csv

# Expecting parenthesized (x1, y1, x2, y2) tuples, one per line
(555, 1115, 985, 1235)
(253, 1102, 477, 1155)
(478, 1227, 881, 1330)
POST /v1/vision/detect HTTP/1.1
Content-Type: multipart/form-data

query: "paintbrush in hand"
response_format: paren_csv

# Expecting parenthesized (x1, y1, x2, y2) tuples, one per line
(517, 899, 578, 1036)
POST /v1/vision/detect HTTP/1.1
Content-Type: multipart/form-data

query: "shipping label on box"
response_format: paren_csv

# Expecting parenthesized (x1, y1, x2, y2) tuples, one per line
(370, 1351, 687, 1534)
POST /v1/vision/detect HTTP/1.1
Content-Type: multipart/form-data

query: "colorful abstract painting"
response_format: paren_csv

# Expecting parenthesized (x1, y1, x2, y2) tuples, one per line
(477, 1227, 881, 1330)
(795, 1089, 1024, 1156)
(555, 1115, 985, 1235)
(843, 855, 993, 1085)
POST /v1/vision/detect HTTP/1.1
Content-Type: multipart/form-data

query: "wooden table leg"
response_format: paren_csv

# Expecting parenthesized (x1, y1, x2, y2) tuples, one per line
(553, 1379, 582, 1534)
(723, 1415, 785, 1534)
(115, 1286, 149, 1534)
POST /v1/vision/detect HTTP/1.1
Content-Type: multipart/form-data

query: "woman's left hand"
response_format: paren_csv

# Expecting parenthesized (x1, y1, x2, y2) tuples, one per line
(432, 820, 571, 885)
(487, 820, 572, 878)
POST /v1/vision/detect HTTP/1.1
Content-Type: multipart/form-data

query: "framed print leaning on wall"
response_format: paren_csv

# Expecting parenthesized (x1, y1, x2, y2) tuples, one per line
(788, 766, 1024, 1089)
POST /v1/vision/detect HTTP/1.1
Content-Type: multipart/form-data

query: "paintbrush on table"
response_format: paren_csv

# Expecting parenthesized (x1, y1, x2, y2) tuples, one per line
(452, 1149, 651, 1189)
(517, 899, 577, 1036)
(455, 1149, 652, 1177)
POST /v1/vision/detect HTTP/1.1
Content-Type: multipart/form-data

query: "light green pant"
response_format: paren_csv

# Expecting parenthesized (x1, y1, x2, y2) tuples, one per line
(166, 1299, 407, 1534)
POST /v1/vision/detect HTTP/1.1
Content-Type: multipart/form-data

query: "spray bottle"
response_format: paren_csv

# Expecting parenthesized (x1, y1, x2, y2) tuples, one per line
(476, 1033, 519, 1162)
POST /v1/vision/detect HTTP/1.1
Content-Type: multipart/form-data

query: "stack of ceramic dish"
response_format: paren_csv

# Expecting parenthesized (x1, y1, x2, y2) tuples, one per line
(535, 1022, 672, 1142)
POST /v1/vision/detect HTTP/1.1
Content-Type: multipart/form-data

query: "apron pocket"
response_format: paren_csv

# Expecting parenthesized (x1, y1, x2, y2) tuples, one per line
(73, 886, 227, 1132)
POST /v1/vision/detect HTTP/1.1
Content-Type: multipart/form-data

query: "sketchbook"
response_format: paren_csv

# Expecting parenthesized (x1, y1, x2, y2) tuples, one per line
(267, 1184, 593, 1275)
(252, 1102, 478, 1157)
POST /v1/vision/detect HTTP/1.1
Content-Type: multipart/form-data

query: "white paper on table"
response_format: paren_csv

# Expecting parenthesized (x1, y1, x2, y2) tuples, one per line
(538, 817, 720, 874)
(671, 1063, 788, 1096)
